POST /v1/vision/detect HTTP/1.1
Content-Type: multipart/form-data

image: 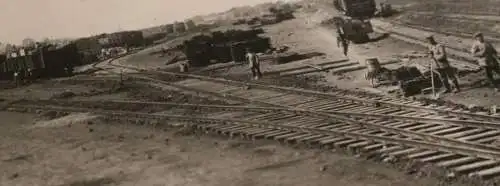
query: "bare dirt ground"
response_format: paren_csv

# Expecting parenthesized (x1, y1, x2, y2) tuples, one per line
(271, 1, 500, 107)
(0, 80, 118, 100)
(1, 111, 469, 186)
(4, 0, 500, 185)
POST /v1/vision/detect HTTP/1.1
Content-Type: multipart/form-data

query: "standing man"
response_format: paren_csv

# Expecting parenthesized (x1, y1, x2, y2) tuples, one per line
(13, 69, 19, 87)
(246, 48, 262, 80)
(336, 28, 349, 56)
(25, 68, 31, 84)
(426, 35, 461, 93)
(470, 32, 500, 89)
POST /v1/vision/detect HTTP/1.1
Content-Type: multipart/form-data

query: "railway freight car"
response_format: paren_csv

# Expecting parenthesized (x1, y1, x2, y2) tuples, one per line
(0, 44, 78, 80)
(39, 43, 78, 77)
(174, 21, 187, 33)
(165, 24, 174, 34)
(183, 35, 213, 66)
(122, 31, 144, 48)
(102, 31, 144, 49)
(73, 37, 102, 65)
(0, 49, 38, 80)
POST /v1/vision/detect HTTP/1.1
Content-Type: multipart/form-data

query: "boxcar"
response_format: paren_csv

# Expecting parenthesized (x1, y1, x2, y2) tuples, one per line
(40, 43, 78, 77)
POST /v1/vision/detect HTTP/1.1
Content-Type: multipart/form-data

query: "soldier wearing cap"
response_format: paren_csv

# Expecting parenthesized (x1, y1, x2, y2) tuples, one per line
(471, 32, 500, 88)
(426, 35, 460, 93)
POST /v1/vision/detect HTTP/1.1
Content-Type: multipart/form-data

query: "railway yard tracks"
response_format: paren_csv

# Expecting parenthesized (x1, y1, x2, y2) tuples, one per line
(6, 60, 500, 181)
(7, 15, 500, 182)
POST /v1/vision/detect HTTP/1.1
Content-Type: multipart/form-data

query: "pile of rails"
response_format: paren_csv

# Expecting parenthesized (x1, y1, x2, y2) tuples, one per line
(180, 29, 271, 67)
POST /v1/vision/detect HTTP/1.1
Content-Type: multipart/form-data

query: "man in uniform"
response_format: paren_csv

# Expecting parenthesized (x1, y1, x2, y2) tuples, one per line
(336, 28, 349, 56)
(470, 32, 500, 89)
(246, 48, 262, 80)
(426, 35, 461, 93)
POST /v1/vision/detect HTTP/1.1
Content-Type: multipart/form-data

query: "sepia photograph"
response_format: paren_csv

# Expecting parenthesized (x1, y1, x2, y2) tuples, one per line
(2, 0, 500, 185)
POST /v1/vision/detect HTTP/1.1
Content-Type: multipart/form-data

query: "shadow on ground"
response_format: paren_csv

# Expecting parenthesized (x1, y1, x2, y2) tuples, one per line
(369, 33, 391, 43)
(277, 52, 325, 64)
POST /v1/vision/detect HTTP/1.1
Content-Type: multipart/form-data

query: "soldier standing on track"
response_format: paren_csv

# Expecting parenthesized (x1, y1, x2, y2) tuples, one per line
(426, 35, 461, 93)
(336, 28, 349, 56)
(246, 48, 262, 80)
(470, 32, 500, 89)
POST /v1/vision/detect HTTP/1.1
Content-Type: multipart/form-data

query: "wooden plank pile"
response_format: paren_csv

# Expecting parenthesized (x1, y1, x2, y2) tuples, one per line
(181, 29, 271, 67)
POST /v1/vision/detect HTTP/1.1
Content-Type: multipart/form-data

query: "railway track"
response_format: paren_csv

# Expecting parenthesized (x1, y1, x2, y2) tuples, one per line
(371, 19, 481, 69)
(408, 11, 500, 23)
(29, 57, 500, 179)
(371, 13, 500, 70)
(16, 17, 500, 180)
(7, 98, 500, 179)
(390, 15, 500, 43)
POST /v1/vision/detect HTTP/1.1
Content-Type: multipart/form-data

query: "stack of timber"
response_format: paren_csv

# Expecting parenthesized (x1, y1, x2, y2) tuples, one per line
(181, 29, 271, 66)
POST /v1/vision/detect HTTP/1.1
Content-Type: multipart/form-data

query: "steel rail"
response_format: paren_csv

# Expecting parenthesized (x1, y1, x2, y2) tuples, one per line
(65, 62, 500, 155)
(109, 62, 500, 122)
(16, 99, 500, 130)
(11, 98, 500, 155)
(7, 103, 500, 160)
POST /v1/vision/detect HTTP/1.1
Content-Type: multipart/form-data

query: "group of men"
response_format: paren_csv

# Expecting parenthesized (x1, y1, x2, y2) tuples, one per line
(246, 31, 500, 94)
(427, 32, 500, 93)
(13, 68, 33, 86)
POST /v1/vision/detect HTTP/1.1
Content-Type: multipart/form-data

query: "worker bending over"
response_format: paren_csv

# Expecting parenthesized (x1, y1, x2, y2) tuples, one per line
(246, 48, 262, 80)
(336, 29, 349, 56)
(471, 32, 500, 89)
(426, 35, 460, 93)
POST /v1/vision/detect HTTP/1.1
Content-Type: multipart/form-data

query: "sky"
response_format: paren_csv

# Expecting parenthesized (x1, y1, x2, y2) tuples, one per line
(0, 0, 277, 44)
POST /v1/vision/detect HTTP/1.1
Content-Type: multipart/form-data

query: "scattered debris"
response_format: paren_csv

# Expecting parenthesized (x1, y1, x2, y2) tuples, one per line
(9, 173, 19, 180)
(320, 165, 328, 171)
(173, 126, 196, 136)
